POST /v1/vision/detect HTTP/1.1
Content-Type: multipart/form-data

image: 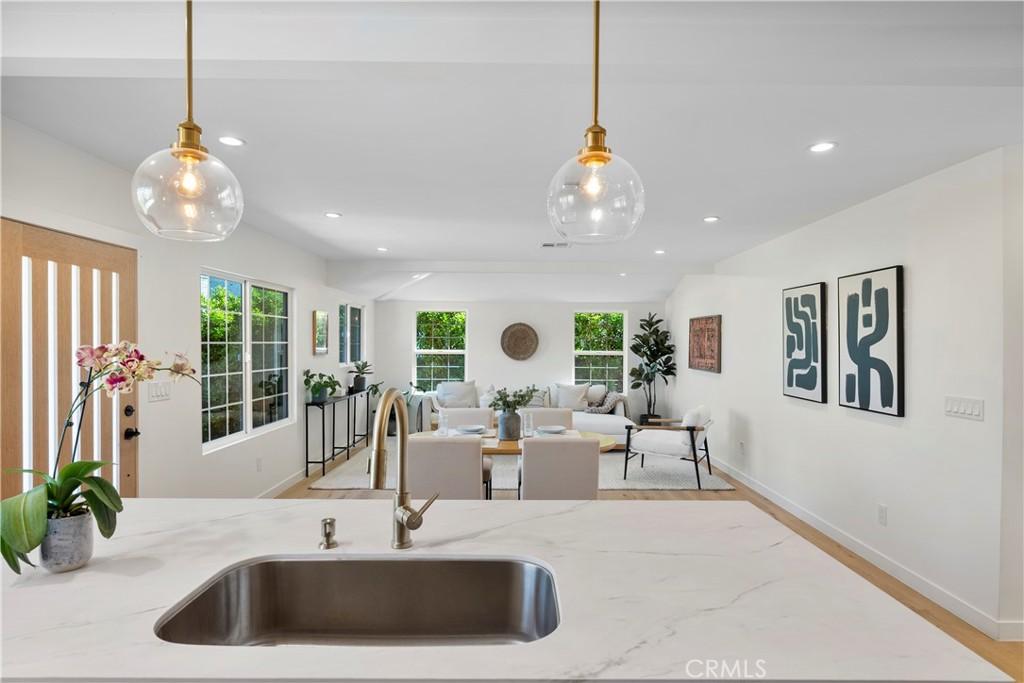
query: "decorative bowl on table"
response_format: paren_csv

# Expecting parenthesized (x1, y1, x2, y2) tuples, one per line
(535, 425, 567, 435)
(455, 425, 487, 434)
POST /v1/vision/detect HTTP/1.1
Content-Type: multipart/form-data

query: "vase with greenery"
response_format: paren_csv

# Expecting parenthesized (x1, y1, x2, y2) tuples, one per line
(489, 385, 539, 440)
(348, 360, 373, 393)
(303, 370, 343, 403)
(1, 342, 196, 574)
(628, 313, 677, 424)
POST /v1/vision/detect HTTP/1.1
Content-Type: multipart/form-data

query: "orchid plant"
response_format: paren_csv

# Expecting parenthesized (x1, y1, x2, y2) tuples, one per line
(1, 342, 197, 574)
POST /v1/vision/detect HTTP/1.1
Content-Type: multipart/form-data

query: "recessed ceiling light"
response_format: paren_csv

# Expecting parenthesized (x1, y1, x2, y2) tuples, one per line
(411, 273, 426, 279)
(809, 141, 837, 153)
(376, 247, 388, 252)
(703, 216, 720, 223)
(324, 211, 342, 219)
(618, 272, 627, 277)
(218, 136, 246, 147)
(654, 249, 665, 255)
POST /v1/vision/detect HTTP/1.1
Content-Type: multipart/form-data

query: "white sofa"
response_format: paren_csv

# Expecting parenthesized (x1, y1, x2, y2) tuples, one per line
(424, 381, 634, 447)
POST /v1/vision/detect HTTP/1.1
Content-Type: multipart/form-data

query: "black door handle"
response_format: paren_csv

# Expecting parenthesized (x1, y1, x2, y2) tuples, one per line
(124, 427, 142, 440)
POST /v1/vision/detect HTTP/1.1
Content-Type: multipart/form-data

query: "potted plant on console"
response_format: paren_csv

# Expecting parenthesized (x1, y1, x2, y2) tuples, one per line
(1, 342, 197, 574)
(303, 370, 343, 403)
(348, 361, 373, 393)
(489, 385, 539, 440)
(628, 313, 677, 424)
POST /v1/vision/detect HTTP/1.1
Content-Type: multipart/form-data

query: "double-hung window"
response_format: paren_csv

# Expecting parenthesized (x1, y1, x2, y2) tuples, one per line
(338, 304, 363, 365)
(200, 273, 291, 447)
(414, 311, 466, 391)
(573, 312, 625, 392)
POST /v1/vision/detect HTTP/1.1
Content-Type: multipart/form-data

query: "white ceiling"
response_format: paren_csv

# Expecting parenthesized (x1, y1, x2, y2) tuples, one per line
(2, 1, 1021, 301)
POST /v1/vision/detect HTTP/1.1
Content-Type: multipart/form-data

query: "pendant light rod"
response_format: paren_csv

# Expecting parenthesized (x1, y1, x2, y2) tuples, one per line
(185, 0, 194, 123)
(591, 0, 600, 126)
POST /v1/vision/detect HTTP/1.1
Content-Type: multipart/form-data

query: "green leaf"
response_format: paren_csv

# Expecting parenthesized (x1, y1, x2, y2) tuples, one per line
(54, 478, 84, 508)
(81, 477, 123, 512)
(3, 468, 57, 486)
(81, 490, 117, 538)
(56, 460, 106, 484)
(1, 536, 22, 574)
(1, 485, 48, 554)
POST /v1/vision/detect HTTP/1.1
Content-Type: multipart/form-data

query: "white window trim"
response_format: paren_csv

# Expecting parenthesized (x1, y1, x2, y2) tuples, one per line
(201, 269, 296, 455)
(412, 309, 468, 390)
(571, 310, 628, 389)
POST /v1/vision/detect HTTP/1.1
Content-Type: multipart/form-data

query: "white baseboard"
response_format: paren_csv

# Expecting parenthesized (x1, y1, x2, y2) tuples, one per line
(257, 469, 305, 499)
(713, 459, 1016, 641)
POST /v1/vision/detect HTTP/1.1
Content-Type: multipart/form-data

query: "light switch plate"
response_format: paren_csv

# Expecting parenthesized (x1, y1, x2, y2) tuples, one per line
(148, 381, 172, 403)
(944, 396, 984, 421)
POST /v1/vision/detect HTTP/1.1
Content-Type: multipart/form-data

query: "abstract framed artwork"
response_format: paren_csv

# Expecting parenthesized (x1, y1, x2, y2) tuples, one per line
(838, 265, 904, 416)
(312, 310, 329, 355)
(783, 282, 827, 403)
(688, 315, 722, 373)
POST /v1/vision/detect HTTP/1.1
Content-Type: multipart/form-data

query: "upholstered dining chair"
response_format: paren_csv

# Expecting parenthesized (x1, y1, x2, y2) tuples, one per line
(623, 405, 713, 489)
(439, 407, 494, 430)
(518, 407, 573, 430)
(520, 436, 599, 500)
(408, 436, 489, 500)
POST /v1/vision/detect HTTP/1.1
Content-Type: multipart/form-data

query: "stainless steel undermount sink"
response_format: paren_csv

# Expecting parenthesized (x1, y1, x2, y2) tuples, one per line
(154, 555, 560, 646)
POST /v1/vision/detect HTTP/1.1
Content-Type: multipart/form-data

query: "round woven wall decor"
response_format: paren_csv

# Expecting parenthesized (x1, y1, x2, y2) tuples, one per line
(501, 323, 539, 360)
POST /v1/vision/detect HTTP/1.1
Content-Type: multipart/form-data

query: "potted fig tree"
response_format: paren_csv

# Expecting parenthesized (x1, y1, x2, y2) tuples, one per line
(628, 313, 677, 424)
(1, 342, 197, 574)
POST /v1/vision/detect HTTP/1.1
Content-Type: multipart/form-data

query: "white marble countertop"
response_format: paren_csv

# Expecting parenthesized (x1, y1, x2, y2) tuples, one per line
(1, 499, 1009, 682)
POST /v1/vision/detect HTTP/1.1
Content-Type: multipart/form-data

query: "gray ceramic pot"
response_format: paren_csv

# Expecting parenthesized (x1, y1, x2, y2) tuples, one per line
(39, 512, 93, 573)
(498, 412, 521, 441)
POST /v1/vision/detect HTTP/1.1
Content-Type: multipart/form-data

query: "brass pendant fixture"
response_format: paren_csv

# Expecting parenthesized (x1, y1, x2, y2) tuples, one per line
(546, 0, 645, 244)
(130, 0, 244, 242)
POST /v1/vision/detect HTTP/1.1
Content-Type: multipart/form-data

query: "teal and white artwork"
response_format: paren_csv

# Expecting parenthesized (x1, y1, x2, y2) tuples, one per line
(783, 282, 826, 403)
(838, 266, 904, 416)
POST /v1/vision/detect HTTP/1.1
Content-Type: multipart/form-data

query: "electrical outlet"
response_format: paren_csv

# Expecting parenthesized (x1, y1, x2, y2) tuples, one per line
(738, 440, 746, 454)
(944, 396, 984, 421)
(256, 458, 263, 473)
(877, 504, 888, 527)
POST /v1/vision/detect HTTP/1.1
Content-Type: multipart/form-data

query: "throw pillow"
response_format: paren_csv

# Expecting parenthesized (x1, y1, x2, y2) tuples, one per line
(586, 383, 608, 406)
(555, 383, 589, 411)
(527, 387, 548, 407)
(586, 391, 625, 414)
(436, 380, 477, 408)
(479, 384, 497, 409)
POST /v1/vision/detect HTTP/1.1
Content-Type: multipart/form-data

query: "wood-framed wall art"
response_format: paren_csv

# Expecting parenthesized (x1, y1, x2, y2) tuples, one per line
(688, 315, 722, 373)
(783, 282, 827, 403)
(837, 265, 904, 416)
(312, 310, 329, 355)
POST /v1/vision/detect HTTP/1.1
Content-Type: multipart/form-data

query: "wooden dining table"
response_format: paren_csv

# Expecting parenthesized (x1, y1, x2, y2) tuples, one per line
(411, 429, 618, 455)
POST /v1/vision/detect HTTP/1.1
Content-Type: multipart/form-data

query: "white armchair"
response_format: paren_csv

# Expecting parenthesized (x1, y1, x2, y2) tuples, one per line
(623, 406, 714, 489)
(408, 436, 488, 500)
(520, 437, 600, 500)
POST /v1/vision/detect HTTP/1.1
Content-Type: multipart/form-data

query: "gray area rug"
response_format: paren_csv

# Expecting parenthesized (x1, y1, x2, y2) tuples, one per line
(309, 438, 734, 491)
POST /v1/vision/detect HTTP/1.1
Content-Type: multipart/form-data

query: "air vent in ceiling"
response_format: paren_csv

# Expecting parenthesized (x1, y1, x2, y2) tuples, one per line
(541, 241, 571, 248)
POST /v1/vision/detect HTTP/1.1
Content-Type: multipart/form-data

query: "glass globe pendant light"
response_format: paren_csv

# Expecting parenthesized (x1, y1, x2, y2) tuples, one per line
(547, 0, 645, 244)
(130, 0, 243, 242)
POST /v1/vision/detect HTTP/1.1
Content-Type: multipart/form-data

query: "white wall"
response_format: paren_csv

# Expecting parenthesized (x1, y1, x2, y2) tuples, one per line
(665, 148, 1023, 639)
(1, 117, 373, 498)
(373, 300, 667, 417)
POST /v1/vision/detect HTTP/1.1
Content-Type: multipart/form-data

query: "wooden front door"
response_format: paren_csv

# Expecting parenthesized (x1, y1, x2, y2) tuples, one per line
(1, 219, 139, 497)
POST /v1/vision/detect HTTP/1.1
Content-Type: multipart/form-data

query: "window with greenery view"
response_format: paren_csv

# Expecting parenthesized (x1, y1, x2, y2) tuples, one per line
(573, 312, 625, 392)
(350, 306, 363, 362)
(338, 305, 348, 364)
(200, 274, 292, 447)
(201, 275, 245, 443)
(251, 285, 290, 429)
(415, 311, 466, 391)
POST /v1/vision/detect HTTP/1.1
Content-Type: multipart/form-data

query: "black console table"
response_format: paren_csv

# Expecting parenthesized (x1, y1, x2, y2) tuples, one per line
(304, 391, 372, 477)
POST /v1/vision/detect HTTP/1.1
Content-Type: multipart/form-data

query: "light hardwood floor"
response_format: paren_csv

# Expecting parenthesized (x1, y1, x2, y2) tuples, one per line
(279, 448, 1024, 681)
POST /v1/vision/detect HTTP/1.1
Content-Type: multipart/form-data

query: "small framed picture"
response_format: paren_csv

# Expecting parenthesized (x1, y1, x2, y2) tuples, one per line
(783, 282, 827, 403)
(312, 310, 329, 355)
